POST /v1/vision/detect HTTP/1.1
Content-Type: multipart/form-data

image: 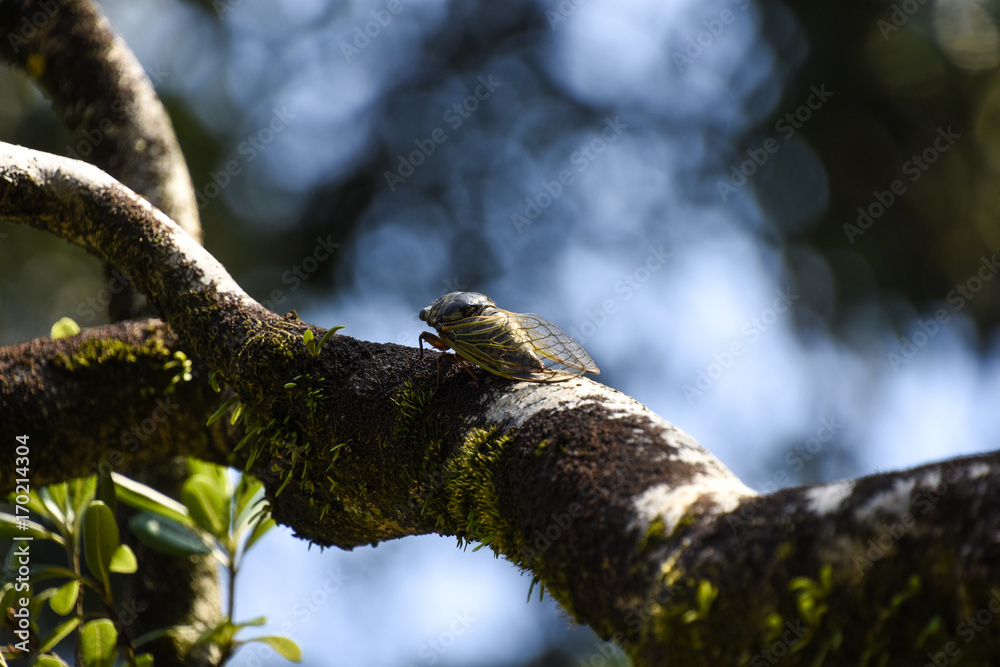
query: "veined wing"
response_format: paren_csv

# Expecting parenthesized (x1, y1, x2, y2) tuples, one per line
(441, 309, 599, 382)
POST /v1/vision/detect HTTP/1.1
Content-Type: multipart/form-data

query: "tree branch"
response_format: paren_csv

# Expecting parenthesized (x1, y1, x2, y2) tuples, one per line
(0, 0, 199, 238)
(2, 143, 999, 663)
(0, 318, 233, 489)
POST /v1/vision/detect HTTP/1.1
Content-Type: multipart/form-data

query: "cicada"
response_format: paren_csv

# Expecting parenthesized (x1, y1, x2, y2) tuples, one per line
(418, 291, 600, 383)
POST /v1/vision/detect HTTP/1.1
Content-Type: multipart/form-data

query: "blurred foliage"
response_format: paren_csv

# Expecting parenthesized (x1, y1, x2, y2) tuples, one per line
(763, 0, 1000, 343)
(0, 462, 289, 665)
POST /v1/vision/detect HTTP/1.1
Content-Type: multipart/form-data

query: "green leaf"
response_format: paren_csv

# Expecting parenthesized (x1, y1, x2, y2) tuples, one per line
(316, 325, 345, 352)
(29, 565, 82, 584)
(37, 616, 83, 654)
(182, 474, 229, 537)
(207, 396, 241, 426)
(232, 615, 267, 629)
(133, 627, 176, 648)
(243, 515, 276, 554)
(113, 473, 193, 527)
(188, 460, 231, 495)
(233, 475, 263, 526)
(35, 655, 70, 667)
(134, 653, 155, 667)
(0, 512, 60, 542)
(109, 544, 138, 573)
(79, 618, 118, 667)
(246, 635, 302, 662)
(92, 473, 115, 511)
(82, 501, 119, 591)
(38, 484, 68, 531)
(50, 317, 81, 340)
(128, 511, 212, 556)
(49, 579, 80, 615)
(192, 617, 237, 651)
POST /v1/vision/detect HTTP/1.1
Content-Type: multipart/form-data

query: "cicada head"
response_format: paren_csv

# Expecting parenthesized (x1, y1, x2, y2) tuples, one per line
(419, 292, 496, 330)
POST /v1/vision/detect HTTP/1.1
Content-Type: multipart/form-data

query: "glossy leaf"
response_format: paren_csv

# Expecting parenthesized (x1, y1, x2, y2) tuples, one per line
(233, 475, 263, 528)
(38, 485, 68, 531)
(82, 501, 119, 591)
(50, 317, 81, 339)
(49, 579, 80, 615)
(92, 472, 115, 510)
(37, 616, 83, 654)
(35, 655, 70, 667)
(128, 511, 211, 556)
(244, 514, 276, 555)
(192, 617, 236, 651)
(28, 565, 81, 584)
(182, 474, 229, 537)
(247, 635, 302, 662)
(79, 618, 118, 667)
(109, 544, 138, 573)
(68, 476, 98, 516)
(0, 512, 59, 541)
(113, 473, 193, 527)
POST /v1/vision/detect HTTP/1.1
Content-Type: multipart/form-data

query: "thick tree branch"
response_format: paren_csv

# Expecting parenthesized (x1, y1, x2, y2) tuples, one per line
(0, 318, 233, 489)
(0, 0, 199, 238)
(2, 143, 1000, 664)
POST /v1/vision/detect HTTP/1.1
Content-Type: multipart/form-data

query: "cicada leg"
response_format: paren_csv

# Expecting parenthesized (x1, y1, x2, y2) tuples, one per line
(419, 332, 481, 387)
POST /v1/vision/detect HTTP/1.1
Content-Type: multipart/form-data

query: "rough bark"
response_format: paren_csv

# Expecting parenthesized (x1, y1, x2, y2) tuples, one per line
(0, 0, 199, 239)
(0, 318, 231, 486)
(2, 143, 1000, 664)
(0, 2, 214, 662)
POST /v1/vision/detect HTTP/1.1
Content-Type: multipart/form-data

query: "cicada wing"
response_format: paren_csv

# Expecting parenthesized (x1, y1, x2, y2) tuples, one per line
(508, 312, 600, 380)
(441, 309, 599, 382)
(440, 312, 548, 379)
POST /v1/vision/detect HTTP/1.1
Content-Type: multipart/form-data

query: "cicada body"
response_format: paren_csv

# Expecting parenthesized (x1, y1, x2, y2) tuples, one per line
(418, 292, 600, 383)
